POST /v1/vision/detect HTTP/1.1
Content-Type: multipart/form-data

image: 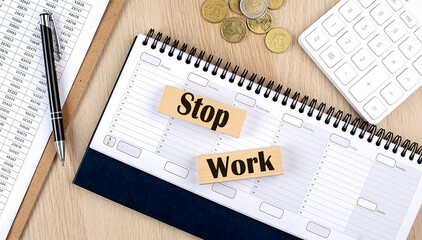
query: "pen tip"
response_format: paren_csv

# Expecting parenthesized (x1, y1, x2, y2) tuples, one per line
(55, 140, 65, 167)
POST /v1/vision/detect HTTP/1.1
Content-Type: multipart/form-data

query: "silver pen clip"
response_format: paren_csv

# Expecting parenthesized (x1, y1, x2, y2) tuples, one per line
(47, 13, 63, 61)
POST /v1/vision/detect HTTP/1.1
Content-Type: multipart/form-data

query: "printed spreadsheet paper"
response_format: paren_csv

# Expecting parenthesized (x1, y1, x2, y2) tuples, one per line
(90, 35, 422, 240)
(0, 0, 109, 239)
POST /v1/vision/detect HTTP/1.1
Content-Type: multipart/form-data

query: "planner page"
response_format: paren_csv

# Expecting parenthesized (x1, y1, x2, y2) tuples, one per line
(0, 0, 109, 238)
(90, 34, 422, 240)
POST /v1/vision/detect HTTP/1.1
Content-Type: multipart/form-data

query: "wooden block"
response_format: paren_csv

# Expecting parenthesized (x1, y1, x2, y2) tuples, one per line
(157, 86, 246, 137)
(196, 146, 283, 184)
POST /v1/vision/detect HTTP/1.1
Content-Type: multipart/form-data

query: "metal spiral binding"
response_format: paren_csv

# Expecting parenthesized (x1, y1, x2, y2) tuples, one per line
(186, 47, 196, 64)
(341, 113, 352, 132)
(203, 54, 213, 72)
(333, 111, 343, 128)
(272, 84, 282, 102)
(229, 65, 239, 83)
(282, 88, 291, 106)
(238, 69, 248, 87)
(289, 92, 299, 110)
(159, 36, 171, 53)
(221, 62, 231, 79)
(194, 51, 205, 68)
(168, 40, 179, 57)
(255, 77, 266, 94)
(350, 118, 360, 135)
(375, 128, 386, 146)
(177, 43, 187, 60)
(307, 99, 317, 117)
(212, 58, 222, 75)
(142, 29, 154, 45)
(143, 29, 422, 164)
(316, 103, 326, 120)
(367, 125, 377, 142)
(151, 32, 162, 49)
(299, 96, 309, 113)
(359, 122, 369, 139)
(264, 81, 274, 98)
(246, 74, 257, 90)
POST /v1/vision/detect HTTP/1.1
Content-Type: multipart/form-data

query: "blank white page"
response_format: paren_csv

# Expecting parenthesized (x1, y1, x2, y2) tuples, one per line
(90, 34, 422, 240)
(0, 1, 109, 239)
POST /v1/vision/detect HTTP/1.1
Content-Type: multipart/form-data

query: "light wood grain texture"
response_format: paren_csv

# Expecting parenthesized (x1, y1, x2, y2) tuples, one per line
(6, 0, 125, 239)
(20, 0, 422, 239)
(157, 85, 247, 138)
(197, 146, 283, 184)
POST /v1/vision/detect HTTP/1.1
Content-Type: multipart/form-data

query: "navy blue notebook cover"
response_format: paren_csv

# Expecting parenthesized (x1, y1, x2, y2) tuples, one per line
(73, 36, 298, 240)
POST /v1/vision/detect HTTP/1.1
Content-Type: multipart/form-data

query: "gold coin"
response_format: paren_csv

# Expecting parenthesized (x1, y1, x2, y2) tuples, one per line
(243, 0, 265, 15)
(265, 28, 292, 53)
(201, 0, 228, 23)
(229, 0, 242, 15)
(221, 17, 247, 43)
(247, 11, 273, 34)
(268, 0, 285, 10)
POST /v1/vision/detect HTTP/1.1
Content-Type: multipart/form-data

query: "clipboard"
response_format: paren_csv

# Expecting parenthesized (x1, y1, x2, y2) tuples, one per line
(6, 0, 126, 239)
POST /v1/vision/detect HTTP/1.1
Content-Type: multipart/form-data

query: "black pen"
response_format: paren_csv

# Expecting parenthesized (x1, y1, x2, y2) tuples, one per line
(40, 13, 65, 166)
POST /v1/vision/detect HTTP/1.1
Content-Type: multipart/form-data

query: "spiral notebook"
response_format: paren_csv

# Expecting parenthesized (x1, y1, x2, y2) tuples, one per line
(74, 30, 422, 240)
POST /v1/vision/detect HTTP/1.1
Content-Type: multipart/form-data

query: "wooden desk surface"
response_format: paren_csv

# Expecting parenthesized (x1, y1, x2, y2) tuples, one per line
(20, 0, 422, 239)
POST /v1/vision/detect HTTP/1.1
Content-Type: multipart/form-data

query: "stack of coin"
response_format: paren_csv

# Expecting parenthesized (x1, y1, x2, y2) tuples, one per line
(201, 0, 292, 53)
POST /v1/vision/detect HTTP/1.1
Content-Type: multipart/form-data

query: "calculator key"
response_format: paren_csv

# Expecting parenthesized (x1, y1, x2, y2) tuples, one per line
(352, 48, 374, 71)
(323, 14, 345, 37)
(357, 0, 375, 8)
(349, 66, 389, 102)
(368, 34, 391, 56)
(339, 0, 361, 22)
(401, 11, 417, 29)
(354, 17, 376, 39)
(335, 63, 358, 85)
(337, 31, 360, 53)
(415, 28, 422, 43)
(320, 46, 343, 68)
(384, 20, 407, 42)
(364, 97, 387, 120)
(305, 28, 328, 51)
(413, 56, 422, 76)
(397, 69, 420, 90)
(399, 37, 421, 59)
(370, 3, 392, 25)
(385, 0, 403, 12)
(382, 51, 405, 73)
(380, 82, 403, 105)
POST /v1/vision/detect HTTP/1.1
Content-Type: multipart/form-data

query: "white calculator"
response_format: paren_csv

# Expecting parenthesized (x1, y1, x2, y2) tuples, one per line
(299, 0, 422, 124)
